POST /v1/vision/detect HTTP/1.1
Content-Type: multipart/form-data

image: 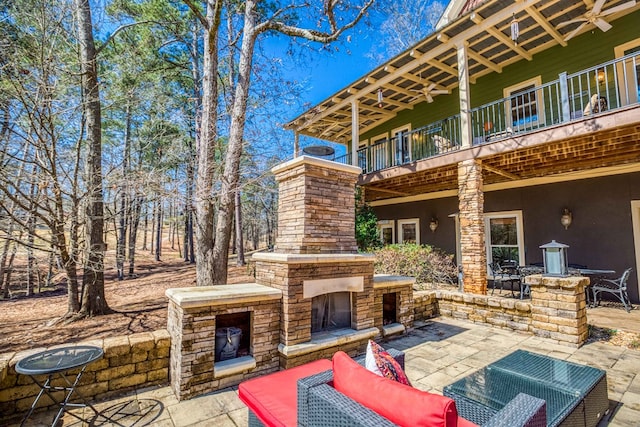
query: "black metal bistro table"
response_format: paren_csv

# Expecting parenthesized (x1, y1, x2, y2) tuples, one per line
(15, 345, 104, 427)
(444, 350, 608, 427)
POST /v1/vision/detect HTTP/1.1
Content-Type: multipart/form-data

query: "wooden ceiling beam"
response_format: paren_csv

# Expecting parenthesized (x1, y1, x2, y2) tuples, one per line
(470, 12, 533, 61)
(525, 5, 567, 47)
(467, 50, 502, 73)
(483, 164, 520, 180)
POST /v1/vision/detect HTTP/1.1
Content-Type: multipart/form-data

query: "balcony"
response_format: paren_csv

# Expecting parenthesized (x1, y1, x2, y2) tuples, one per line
(336, 52, 640, 176)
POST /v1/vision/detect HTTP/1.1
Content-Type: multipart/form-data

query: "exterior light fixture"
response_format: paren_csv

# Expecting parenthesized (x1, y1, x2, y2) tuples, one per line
(560, 208, 572, 230)
(429, 218, 439, 232)
(540, 240, 569, 277)
(377, 88, 384, 108)
(510, 14, 519, 46)
(596, 68, 605, 84)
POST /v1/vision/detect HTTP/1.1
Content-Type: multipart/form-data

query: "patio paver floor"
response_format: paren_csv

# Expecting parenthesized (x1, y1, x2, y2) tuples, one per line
(9, 315, 640, 427)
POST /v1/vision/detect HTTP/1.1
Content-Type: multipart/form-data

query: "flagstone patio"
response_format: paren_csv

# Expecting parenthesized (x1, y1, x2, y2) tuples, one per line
(11, 314, 640, 427)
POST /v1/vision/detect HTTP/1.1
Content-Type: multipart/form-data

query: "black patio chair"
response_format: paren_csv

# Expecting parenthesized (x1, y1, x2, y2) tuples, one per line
(488, 262, 520, 297)
(591, 268, 633, 312)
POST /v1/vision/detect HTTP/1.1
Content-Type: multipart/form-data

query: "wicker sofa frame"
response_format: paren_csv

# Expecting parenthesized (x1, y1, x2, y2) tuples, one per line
(295, 349, 547, 427)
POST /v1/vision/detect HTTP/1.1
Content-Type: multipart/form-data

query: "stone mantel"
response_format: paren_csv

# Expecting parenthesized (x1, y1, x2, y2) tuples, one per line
(165, 283, 282, 308)
(252, 252, 375, 264)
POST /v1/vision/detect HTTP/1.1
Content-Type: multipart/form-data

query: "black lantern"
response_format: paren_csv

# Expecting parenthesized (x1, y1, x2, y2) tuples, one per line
(539, 240, 569, 277)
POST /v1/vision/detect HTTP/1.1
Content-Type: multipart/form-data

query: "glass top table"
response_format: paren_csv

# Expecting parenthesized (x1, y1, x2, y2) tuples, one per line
(444, 350, 608, 427)
(15, 345, 104, 427)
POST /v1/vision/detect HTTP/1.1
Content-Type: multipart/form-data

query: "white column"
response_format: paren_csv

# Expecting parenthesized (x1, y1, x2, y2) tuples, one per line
(457, 42, 472, 148)
(351, 99, 359, 166)
(293, 131, 299, 157)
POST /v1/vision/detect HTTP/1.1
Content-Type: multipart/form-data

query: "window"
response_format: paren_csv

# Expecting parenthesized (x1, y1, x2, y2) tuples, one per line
(615, 38, 640, 106)
(398, 218, 420, 245)
(392, 125, 411, 165)
(484, 211, 524, 268)
(369, 132, 388, 171)
(378, 220, 395, 245)
(503, 77, 543, 130)
(357, 139, 368, 170)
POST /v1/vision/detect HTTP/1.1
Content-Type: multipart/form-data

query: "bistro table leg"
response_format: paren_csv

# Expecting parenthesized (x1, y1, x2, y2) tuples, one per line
(21, 365, 107, 427)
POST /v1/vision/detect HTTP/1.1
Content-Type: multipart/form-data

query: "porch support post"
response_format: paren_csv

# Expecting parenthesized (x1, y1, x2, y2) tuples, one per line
(559, 72, 570, 123)
(351, 99, 359, 167)
(456, 42, 472, 148)
(294, 131, 300, 157)
(458, 159, 486, 294)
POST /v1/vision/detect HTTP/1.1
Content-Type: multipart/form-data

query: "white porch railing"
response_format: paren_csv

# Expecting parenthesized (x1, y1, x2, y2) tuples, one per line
(336, 52, 639, 173)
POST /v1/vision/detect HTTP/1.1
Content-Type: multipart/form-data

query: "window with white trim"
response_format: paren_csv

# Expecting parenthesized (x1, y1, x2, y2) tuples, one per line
(370, 132, 388, 171)
(614, 38, 640, 106)
(392, 125, 411, 165)
(503, 77, 542, 130)
(398, 218, 420, 245)
(378, 220, 395, 245)
(484, 211, 525, 268)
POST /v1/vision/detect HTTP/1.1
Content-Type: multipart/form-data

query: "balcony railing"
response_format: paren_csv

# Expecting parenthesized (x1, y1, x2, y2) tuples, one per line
(338, 52, 639, 174)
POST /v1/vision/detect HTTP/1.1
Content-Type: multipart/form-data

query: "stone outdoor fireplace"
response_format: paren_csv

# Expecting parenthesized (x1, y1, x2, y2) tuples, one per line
(166, 156, 414, 400)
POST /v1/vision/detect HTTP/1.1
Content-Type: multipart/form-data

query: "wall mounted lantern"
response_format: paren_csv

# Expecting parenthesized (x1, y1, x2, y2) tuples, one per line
(560, 208, 572, 230)
(596, 68, 605, 84)
(429, 218, 439, 233)
(540, 240, 570, 277)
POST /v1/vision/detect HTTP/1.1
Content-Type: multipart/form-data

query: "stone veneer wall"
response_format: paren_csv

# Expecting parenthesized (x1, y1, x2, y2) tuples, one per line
(458, 159, 487, 294)
(272, 157, 360, 254)
(253, 256, 376, 347)
(411, 275, 589, 347)
(373, 284, 414, 331)
(167, 296, 281, 400)
(0, 330, 170, 421)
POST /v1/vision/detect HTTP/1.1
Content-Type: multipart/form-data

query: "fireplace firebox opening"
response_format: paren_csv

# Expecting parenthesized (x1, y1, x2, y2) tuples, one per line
(383, 292, 397, 325)
(215, 312, 251, 362)
(311, 292, 351, 333)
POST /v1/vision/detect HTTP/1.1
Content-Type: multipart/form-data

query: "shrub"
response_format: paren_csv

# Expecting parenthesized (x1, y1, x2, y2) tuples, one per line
(373, 243, 458, 288)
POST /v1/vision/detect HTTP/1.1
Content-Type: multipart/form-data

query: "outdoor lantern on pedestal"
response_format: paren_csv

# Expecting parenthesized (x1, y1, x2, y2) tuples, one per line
(540, 240, 569, 277)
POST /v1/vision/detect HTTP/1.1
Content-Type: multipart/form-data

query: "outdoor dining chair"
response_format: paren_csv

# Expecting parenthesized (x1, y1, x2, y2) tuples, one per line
(488, 261, 520, 297)
(591, 268, 633, 312)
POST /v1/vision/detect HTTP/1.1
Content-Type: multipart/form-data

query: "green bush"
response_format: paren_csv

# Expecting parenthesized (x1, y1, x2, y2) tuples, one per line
(373, 243, 458, 288)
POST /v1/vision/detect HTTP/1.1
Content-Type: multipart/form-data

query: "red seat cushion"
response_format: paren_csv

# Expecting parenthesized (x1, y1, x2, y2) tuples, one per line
(238, 359, 332, 427)
(332, 351, 478, 427)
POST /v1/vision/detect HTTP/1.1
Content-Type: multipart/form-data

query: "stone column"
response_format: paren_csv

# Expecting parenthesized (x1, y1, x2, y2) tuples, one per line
(271, 156, 361, 254)
(526, 274, 589, 347)
(458, 159, 486, 294)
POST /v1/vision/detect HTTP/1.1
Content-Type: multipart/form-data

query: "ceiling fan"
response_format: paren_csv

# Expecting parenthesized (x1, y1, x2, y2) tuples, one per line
(557, 0, 637, 41)
(410, 82, 449, 103)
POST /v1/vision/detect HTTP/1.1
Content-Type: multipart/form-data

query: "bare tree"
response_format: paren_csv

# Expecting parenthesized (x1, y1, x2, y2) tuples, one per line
(75, 0, 110, 316)
(186, 0, 375, 286)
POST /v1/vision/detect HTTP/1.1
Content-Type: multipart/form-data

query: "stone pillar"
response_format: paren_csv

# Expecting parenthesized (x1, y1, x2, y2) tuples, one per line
(527, 275, 589, 347)
(271, 156, 361, 254)
(458, 159, 486, 294)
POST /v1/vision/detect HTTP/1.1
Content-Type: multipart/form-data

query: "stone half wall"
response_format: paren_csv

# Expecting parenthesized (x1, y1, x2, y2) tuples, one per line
(0, 330, 170, 422)
(413, 274, 590, 347)
(272, 156, 361, 254)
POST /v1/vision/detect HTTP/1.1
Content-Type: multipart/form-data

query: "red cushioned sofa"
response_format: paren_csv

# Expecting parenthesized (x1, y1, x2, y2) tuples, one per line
(239, 349, 546, 427)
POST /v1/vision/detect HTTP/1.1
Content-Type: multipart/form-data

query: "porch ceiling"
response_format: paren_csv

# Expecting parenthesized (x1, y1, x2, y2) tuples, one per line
(286, 0, 640, 144)
(362, 109, 640, 202)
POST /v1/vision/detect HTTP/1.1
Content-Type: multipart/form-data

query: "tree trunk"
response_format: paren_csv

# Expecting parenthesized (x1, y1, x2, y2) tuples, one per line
(128, 194, 143, 276)
(116, 100, 132, 280)
(194, 1, 222, 286)
(235, 190, 245, 266)
(75, 0, 109, 316)
(210, 1, 258, 285)
(155, 201, 162, 261)
(142, 206, 148, 251)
